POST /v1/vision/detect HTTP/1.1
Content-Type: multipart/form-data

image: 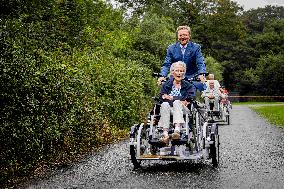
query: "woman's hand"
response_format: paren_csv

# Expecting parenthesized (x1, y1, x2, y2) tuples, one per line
(182, 100, 190, 106)
(162, 94, 173, 100)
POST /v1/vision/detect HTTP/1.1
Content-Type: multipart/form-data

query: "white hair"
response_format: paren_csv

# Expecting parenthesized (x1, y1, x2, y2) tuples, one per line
(170, 61, 186, 78)
(209, 73, 215, 79)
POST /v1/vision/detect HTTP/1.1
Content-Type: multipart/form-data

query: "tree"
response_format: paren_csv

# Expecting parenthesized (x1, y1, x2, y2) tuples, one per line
(251, 19, 284, 56)
(205, 56, 223, 82)
(221, 5, 284, 94)
(241, 5, 284, 35)
(255, 54, 284, 95)
(114, 10, 176, 72)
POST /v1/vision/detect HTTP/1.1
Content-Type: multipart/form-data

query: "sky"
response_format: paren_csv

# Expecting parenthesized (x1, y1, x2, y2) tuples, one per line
(233, 0, 284, 10)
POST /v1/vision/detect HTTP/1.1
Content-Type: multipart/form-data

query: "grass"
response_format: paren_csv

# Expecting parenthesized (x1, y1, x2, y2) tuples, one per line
(250, 105, 284, 128)
(233, 101, 284, 105)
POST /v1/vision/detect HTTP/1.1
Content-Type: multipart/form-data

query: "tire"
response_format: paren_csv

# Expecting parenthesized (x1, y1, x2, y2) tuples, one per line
(130, 145, 141, 169)
(150, 145, 158, 155)
(226, 115, 230, 125)
(210, 134, 220, 167)
(194, 111, 201, 152)
(130, 124, 149, 169)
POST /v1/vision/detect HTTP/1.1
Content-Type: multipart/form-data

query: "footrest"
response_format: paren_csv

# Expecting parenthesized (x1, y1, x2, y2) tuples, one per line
(154, 115, 161, 119)
(171, 138, 188, 146)
(208, 111, 220, 116)
(149, 138, 167, 147)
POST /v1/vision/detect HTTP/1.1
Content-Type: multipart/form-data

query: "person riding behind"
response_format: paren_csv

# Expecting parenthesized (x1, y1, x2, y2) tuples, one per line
(202, 80, 221, 111)
(206, 73, 221, 90)
(158, 25, 206, 86)
(220, 86, 231, 106)
(158, 61, 194, 144)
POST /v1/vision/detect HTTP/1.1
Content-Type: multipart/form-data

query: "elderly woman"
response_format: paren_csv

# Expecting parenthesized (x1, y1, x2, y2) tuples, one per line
(202, 80, 221, 111)
(158, 61, 194, 144)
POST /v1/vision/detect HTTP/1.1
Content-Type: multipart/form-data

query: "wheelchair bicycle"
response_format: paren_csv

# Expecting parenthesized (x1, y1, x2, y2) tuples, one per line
(205, 94, 232, 125)
(208, 98, 231, 125)
(220, 97, 232, 125)
(129, 76, 220, 169)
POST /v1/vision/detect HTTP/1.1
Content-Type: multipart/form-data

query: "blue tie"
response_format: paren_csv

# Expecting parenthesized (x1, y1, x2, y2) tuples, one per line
(181, 46, 186, 55)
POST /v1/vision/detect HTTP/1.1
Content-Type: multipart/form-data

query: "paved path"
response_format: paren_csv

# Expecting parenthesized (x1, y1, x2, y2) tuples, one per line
(21, 105, 284, 189)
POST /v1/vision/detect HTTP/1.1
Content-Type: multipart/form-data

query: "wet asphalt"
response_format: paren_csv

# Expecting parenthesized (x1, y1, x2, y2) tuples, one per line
(22, 105, 284, 189)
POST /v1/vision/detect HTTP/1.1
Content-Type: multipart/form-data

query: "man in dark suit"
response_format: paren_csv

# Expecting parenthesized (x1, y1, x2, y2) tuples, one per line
(158, 25, 206, 85)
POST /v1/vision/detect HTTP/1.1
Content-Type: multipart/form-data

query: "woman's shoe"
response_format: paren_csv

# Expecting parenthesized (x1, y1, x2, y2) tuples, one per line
(159, 135, 169, 144)
(172, 131, 180, 140)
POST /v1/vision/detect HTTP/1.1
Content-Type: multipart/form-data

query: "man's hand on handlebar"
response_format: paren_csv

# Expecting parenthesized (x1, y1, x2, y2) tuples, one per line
(198, 75, 206, 83)
(157, 77, 167, 85)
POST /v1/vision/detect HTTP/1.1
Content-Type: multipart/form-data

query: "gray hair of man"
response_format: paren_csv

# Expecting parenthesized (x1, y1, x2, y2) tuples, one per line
(176, 25, 191, 36)
(170, 61, 187, 79)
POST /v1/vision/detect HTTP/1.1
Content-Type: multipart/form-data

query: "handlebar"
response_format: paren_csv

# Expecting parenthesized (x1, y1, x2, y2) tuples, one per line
(153, 72, 208, 83)
(152, 72, 162, 77)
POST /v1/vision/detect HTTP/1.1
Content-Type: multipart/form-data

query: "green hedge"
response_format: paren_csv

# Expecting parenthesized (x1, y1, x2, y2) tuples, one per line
(0, 17, 158, 185)
(0, 1, 162, 187)
(0, 47, 158, 186)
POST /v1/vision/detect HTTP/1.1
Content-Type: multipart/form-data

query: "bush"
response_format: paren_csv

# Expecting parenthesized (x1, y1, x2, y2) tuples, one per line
(0, 45, 158, 186)
(0, 2, 159, 186)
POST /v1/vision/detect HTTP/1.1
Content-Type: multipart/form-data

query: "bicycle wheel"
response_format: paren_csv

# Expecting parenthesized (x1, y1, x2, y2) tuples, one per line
(226, 115, 230, 125)
(130, 145, 141, 169)
(130, 124, 148, 169)
(210, 126, 220, 167)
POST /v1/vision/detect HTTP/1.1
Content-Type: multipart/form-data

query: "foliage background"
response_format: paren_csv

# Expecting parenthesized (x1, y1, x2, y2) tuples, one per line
(1, 0, 283, 187)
